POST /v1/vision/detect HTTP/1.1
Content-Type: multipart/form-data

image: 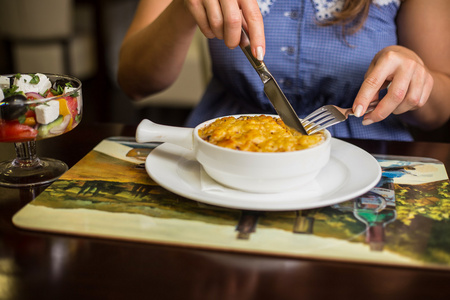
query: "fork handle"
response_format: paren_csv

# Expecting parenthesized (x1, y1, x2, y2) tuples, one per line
(363, 100, 379, 114)
(350, 100, 379, 116)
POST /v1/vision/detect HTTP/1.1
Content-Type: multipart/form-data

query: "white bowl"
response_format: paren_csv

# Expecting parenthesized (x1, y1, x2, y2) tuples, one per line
(136, 115, 331, 193)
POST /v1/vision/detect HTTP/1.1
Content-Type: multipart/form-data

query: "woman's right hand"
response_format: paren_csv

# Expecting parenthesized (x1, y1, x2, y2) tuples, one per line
(183, 0, 266, 60)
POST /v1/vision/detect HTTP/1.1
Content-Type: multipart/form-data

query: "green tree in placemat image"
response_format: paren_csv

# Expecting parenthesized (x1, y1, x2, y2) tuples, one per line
(395, 181, 450, 225)
(381, 180, 450, 263)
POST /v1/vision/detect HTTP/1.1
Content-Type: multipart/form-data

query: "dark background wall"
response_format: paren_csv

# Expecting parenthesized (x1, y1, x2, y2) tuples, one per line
(0, 0, 448, 142)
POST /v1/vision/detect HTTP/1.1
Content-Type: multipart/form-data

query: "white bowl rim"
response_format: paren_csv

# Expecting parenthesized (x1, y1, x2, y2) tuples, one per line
(193, 114, 331, 156)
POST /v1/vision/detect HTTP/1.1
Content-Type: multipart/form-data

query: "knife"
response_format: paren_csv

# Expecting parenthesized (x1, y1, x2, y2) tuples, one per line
(239, 28, 308, 135)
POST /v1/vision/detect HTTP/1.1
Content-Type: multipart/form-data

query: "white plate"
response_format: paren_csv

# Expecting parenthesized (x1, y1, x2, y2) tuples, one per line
(145, 139, 381, 211)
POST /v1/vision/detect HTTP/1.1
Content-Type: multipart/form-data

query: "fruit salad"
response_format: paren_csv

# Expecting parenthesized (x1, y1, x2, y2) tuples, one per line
(0, 73, 82, 143)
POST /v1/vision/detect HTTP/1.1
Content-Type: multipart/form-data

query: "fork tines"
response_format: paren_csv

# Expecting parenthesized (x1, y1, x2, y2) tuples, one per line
(301, 105, 345, 135)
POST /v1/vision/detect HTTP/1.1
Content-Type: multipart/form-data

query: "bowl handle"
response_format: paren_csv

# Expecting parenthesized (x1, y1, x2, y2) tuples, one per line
(136, 119, 194, 150)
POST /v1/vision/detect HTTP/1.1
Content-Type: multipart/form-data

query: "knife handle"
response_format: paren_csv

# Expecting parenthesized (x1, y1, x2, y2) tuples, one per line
(239, 27, 271, 83)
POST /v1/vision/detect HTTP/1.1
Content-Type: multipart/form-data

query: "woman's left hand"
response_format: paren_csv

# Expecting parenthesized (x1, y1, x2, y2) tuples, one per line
(352, 45, 434, 126)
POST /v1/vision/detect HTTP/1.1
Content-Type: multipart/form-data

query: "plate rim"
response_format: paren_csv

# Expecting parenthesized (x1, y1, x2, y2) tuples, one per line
(145, 138, 382, 211)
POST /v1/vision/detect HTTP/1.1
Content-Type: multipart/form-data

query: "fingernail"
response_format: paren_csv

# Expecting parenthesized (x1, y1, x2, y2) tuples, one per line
(362, 119, 374, 126)
(354, 105, 363, 117)
(256, 46, 264, 61)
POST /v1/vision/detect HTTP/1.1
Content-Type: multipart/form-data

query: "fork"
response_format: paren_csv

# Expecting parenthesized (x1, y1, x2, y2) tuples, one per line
(301, 101, 379, 135)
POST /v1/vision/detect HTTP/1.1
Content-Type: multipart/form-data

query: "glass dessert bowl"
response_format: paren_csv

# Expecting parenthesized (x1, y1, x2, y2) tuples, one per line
(0, 73, 82, 187)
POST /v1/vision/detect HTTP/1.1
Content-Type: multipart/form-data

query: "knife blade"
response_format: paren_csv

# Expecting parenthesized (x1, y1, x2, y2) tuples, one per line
(239, 28, 308, 135)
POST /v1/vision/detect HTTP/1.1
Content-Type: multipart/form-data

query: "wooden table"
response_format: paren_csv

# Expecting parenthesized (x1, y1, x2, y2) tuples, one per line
(1, 122, 450, 300)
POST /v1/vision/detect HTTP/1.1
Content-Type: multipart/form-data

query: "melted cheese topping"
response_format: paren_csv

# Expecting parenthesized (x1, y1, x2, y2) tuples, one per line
(198, 115, 324, 152)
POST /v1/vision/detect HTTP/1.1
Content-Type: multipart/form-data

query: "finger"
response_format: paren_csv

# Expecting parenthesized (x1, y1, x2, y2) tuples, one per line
(360, 75, 407, 125)
(353, 77, 392, 119)
(419, 74, 434, 107)
(360, 51, 421, 123)
(186, 0, 215, 38)
(219, 0, 242, 48)
(392, 68, 433, 115)
(240, 0, 265, 60)
(204, 0, 226, 40)
(186, 0, 223, 39)
(353, 67, 395, 117)
(352, 47, 421, 117)
(392, 71, 424, 115)
(369, 75, 412, 123)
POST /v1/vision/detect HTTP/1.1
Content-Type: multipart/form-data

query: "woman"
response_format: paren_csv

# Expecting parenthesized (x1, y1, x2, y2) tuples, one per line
(118, 0, 450, 141)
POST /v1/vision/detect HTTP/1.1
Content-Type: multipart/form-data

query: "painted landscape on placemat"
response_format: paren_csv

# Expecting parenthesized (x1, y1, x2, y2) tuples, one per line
(30, 143, 450, 266)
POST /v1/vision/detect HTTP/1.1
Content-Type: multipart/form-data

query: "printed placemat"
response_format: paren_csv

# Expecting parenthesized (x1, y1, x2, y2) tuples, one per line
(13, 137, 450, 270)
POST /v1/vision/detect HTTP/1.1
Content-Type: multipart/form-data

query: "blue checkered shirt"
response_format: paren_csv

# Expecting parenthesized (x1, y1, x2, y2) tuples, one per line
(185, 0, 412, 141)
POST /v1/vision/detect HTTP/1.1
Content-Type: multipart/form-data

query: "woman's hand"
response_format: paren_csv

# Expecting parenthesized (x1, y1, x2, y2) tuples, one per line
(353, 45, 434, 126)
(184, 0, 265, 60)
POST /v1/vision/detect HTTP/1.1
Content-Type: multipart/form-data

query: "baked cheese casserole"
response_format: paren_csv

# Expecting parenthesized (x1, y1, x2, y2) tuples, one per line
(198, 115, 324, 152)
